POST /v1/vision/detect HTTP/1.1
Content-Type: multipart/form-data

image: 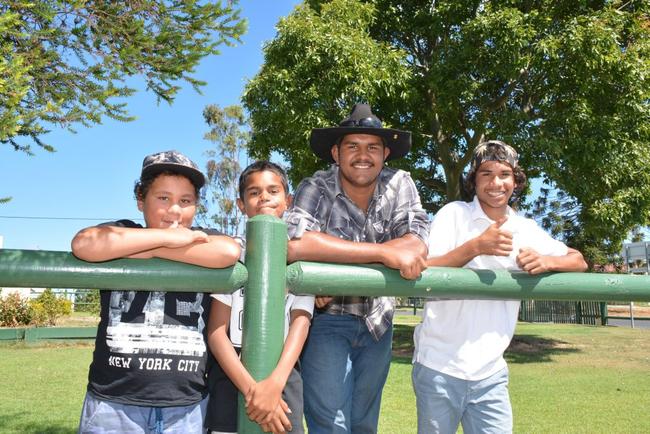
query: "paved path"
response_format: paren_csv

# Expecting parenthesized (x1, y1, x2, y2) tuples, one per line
(607, 318, 650, 329)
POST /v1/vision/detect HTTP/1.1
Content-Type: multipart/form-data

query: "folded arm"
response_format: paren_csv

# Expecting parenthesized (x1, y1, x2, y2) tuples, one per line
(71, 225, 240, 268)
(287, 232, 427, 280)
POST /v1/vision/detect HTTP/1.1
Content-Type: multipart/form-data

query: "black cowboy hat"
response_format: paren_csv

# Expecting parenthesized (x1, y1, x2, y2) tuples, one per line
(309, 103, 411, 163)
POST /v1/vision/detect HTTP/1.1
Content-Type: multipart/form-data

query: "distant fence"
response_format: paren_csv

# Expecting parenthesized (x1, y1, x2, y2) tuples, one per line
(399, 299, 607, 326)
(3, 215, 650, 434)
(519, 300, 605, 325)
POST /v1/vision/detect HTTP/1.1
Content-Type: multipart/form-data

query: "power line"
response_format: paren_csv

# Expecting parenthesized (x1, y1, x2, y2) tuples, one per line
(0, 215, 144, 222)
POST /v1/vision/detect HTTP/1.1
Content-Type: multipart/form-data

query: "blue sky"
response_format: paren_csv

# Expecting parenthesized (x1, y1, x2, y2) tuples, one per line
(0, 1, 301, 252)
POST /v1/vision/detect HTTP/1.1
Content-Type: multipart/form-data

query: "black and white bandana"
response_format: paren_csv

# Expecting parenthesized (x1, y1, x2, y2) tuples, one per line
(471, 140, 519, 171)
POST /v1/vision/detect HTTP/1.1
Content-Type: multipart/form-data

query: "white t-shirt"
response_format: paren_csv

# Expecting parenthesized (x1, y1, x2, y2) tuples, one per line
(212, 290, 314, 348)
(413, 196, 568, 380)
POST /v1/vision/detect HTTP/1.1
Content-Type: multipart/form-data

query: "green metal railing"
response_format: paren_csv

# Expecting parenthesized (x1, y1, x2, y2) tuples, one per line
(0, 248, 247, 292)
(2, 214, 650, 434)
(286, 260, 650, 301)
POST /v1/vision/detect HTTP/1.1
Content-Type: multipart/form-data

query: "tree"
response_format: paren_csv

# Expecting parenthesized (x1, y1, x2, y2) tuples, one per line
(1, 1, 246, 154)
(200, 104, 249, 236)
(528, 182, 611, 265)
(243, 0, 650, 262)
(530, 182, 649, 267)
(243, 0, 410, 186)
(629, 227, 646, 244)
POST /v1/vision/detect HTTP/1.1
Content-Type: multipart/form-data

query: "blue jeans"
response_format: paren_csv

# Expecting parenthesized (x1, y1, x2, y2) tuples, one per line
(412, 363, 512, 434)
(301, 313, 393, 434)
(78, 392, 207, 434)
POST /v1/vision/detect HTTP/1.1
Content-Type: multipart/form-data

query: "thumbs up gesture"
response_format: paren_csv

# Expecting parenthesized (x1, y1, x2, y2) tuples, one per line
(476, 216, 513, 257)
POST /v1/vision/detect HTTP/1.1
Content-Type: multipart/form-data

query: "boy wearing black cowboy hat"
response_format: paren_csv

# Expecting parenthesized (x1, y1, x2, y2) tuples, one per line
(285, 103, 430, 433)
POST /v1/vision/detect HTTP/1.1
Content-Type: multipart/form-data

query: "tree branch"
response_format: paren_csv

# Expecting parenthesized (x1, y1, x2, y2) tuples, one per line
(420, 176, 447, 195)
(486, 67, 529, 113)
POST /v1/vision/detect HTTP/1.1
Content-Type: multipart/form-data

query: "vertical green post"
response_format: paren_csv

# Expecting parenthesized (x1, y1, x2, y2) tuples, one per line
(600, 302, 608, 326)
(238, 215, 287, 434)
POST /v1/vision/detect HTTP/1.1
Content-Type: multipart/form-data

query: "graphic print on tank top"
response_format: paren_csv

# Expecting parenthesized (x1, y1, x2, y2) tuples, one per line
(107, 290, 206, 356)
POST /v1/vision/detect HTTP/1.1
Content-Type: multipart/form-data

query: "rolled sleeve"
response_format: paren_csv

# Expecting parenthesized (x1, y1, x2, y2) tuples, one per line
(290, 295, 315, 317)
(285, 179, 325, 239)
(211, 292, 233, 306)
(285, 206, 321, 240)
(389, 173, 430, 243)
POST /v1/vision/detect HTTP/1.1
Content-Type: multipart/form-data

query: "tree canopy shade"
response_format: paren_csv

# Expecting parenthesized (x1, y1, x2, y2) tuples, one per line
(1, 0, 246, 154)
(243, 0, 650, 261)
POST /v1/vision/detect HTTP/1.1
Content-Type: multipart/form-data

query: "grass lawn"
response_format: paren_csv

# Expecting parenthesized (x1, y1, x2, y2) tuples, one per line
(0, 342, 93, 433)
(506, 323, 650, 433)
(1, 317, 649, 433)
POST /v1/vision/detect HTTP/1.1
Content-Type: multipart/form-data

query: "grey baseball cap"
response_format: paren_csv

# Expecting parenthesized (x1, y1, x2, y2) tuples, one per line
(140, 150, 206, 188)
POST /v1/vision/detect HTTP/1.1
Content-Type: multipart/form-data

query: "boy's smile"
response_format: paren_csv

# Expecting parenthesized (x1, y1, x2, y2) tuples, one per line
(331, 133, 389, 196)
(137, 174, 198, 228)
(237, 170, 290, 219)
(475, 160, 515, 220)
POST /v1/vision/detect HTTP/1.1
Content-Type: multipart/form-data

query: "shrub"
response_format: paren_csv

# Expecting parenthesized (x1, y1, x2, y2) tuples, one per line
(0, 292, 33, 326)
(74, 289, 100, 316)
(29, 289, 72, 326)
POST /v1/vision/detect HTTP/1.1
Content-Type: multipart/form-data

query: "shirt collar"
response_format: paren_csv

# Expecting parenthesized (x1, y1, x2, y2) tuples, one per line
(470, 195, 514, 222)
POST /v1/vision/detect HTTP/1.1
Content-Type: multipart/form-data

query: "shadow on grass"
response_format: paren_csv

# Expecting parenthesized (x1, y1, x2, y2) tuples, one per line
(392, 323, 415, 359)
(0, 413, 73, 434)
(391, 323, 582, 364)
(391, 355, 413, 365)
(506, 334, 580, 364)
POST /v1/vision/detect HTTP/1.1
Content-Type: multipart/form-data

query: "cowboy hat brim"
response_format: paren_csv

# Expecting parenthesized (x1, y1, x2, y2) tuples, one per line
(310, 127, 411, 163)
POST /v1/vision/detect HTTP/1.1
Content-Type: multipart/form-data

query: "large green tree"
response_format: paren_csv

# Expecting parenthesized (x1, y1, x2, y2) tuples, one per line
(1, 0, 246, 154)
(200, 104, 249, 236)
(243, 0, 650, 261)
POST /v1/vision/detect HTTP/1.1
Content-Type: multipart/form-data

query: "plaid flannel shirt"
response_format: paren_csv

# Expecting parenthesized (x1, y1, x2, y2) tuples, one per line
(285, 165, 429, 340)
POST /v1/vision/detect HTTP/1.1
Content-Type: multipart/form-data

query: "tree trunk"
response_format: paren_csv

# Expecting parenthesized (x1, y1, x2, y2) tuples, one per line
(444, 164, 463, 202)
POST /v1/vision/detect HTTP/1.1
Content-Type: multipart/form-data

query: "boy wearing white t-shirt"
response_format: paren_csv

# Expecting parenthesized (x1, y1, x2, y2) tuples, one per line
(413, 141, 587, 434)
(206, 161, 314, 434)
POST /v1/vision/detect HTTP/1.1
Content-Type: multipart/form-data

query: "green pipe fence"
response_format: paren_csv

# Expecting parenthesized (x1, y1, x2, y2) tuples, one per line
(0, 248, 247, 292)
(238, 215, 287, 433)
(287, 261, 650, 302)
(3, 215, 650, 434)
